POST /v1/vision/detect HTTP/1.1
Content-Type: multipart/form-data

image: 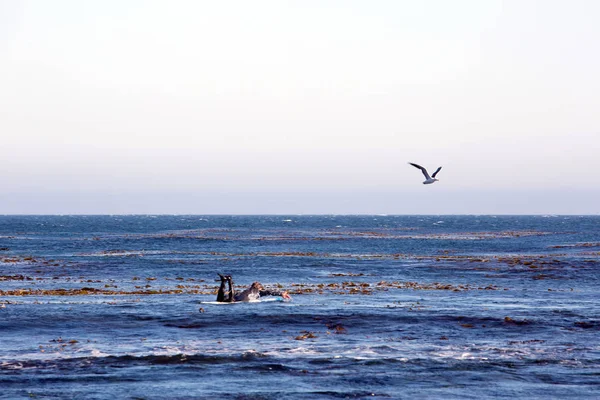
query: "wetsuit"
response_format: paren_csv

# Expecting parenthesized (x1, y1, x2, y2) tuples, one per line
(216, 274, 235, 302)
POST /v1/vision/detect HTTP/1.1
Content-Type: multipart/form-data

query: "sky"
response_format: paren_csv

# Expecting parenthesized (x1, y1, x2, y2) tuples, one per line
(1, 0, 599, 214)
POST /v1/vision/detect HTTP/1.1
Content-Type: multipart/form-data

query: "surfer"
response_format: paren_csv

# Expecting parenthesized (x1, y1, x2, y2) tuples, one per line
(216, 274, 235, 302)
(216, 274, 291, 302)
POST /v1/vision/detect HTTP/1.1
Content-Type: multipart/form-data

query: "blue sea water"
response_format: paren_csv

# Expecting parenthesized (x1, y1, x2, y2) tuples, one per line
(0, 215, 599, 399)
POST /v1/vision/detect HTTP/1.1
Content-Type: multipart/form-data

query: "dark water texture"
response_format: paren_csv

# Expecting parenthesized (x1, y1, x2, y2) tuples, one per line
(1, 215, 599, 399)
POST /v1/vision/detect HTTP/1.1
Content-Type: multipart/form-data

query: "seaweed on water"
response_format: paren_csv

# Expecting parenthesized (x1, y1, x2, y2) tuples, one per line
(294, 331, 317, 340)
(0, 275, 34, 281)
(574, 321, 597, 329)
(504, 316, 532, 326)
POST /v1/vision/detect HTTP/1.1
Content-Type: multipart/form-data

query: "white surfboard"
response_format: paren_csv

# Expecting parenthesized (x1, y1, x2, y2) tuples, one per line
(199, 297, 285, 305)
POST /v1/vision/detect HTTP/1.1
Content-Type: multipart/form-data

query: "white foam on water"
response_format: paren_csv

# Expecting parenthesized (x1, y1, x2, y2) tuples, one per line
(90, 348, 110, 357)
(286, 346, 321, 356)
(153, 346, 183, 355)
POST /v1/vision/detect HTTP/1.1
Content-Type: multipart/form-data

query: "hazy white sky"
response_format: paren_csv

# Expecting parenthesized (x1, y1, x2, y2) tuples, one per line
(1, 0, 599, 214)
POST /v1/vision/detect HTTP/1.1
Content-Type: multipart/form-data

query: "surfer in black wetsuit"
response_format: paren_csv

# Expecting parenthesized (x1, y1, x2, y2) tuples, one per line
(216, 275, 291, 302)
(216, 274, 235, 302)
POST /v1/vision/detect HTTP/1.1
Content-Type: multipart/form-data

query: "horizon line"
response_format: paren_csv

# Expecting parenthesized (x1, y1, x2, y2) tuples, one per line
(1, 213, 598, 217)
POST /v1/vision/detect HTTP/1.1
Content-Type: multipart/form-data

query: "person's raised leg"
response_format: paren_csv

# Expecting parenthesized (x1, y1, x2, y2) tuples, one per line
(226, 275, 235, 302)
(216, 274, 228, 302)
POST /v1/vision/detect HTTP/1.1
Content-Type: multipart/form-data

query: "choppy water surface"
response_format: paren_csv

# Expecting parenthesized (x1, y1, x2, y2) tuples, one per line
(1, 215, 599, 399)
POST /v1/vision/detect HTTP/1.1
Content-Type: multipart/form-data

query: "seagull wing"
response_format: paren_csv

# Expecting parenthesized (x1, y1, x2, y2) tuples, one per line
(408, 162, 431, 180)
(431, 166, 442, 178)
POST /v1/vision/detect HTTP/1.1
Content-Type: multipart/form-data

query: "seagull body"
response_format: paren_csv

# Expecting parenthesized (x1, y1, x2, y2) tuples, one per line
(408, 162, 442, 184)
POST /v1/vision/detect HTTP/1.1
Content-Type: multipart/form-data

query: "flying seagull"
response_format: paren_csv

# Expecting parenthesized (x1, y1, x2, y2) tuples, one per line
(408, 162, 442, 184)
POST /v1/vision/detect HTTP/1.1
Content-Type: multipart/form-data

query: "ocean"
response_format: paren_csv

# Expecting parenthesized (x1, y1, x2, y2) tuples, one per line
(1, 215, 599, 399)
